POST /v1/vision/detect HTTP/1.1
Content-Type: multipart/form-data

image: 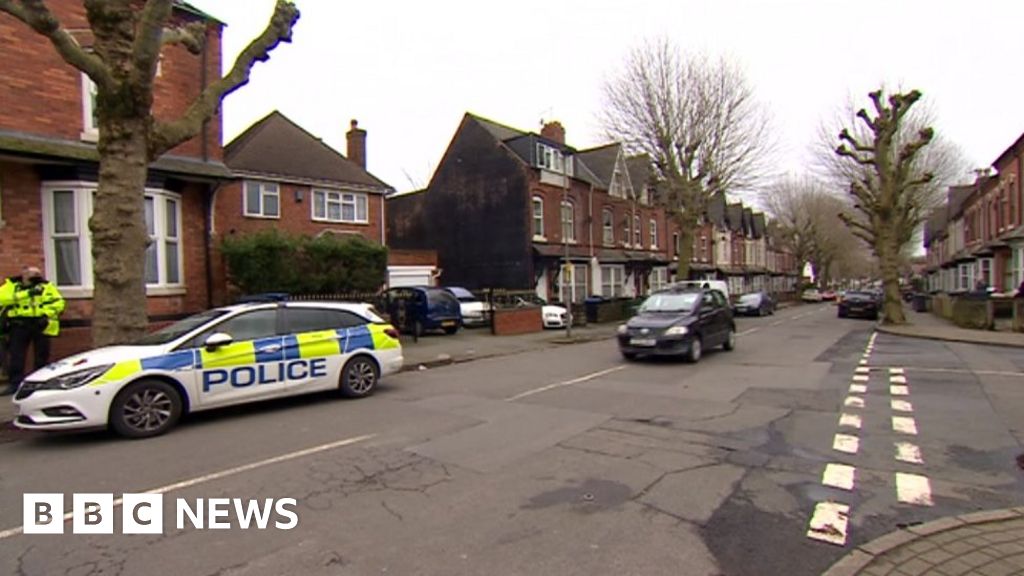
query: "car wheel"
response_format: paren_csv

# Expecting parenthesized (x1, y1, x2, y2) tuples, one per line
(339, 355, 379, 398)
(621, 351, 637, 361)
(723, 327, 736, 351)
(109, 379, 183, 439)
(686, 336, 703, 363)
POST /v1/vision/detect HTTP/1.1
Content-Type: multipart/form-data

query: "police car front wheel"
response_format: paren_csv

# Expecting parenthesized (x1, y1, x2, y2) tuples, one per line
(109, 380, 183, 438)
(340, 356, 379, 398)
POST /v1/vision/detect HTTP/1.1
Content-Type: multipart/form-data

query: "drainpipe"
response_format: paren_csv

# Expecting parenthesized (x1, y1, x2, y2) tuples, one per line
(203, 183, 219, 309)
(200, 26, 209, 162)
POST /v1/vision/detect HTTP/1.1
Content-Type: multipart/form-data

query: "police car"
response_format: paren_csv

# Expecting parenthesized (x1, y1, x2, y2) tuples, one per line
(13, 300, 403, 438)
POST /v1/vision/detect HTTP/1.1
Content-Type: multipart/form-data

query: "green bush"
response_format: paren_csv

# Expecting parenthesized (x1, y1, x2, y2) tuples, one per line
(221, 230, 386, 295)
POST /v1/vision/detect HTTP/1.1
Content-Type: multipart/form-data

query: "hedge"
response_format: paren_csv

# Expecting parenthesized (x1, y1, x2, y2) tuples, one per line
(221, 230, 387, 294)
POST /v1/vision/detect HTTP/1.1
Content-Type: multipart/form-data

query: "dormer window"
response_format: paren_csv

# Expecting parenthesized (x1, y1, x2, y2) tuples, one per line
(536, 143, 572, 175)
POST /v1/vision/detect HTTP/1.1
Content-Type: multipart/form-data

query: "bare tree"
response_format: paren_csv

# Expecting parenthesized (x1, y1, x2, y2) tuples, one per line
(818, 88, 965, 324)
(0, 0, 300, 345)
(601, 39, 774, 279)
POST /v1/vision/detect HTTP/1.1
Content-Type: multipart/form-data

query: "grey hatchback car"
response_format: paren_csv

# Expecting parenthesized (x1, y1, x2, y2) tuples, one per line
(616, 287, 736, 362)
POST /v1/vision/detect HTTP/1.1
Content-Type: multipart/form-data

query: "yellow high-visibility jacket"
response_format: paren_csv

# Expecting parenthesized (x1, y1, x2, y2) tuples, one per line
(0, 278, 66, 336)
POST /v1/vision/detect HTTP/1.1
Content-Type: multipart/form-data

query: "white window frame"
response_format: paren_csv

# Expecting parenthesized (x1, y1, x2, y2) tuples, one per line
(649, 218, 658, 249)
(602, 209, 614, 246)
(243, 181, 280, 219)
(559, 263, 588, 304)
(312, 189, 368, 224)
(600, 265, 626, 298)
(633, 215, 641, 247)
(532, 196, 545, 240)
(537, 143, 571, 175)
(561, 200, 576, 243)
(649, 267, 668, 293)
(41, 182, 185, 298)
(81, 73, 98, 142)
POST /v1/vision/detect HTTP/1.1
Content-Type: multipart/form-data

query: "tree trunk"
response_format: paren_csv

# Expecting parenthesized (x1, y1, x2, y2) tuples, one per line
(877, 234, 906, 325)
(90, 116, 151, 346)
(674, 211, 696, 280)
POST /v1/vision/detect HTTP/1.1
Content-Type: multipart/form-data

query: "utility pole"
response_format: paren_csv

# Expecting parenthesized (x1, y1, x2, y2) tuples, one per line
(563, 151, 573, 338)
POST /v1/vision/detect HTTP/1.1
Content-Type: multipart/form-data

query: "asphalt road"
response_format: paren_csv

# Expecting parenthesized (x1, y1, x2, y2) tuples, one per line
(1, 304, 1022, 575)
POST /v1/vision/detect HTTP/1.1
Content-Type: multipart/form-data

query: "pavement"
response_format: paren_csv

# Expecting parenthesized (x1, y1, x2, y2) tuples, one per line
(877, 306, 1024, 348)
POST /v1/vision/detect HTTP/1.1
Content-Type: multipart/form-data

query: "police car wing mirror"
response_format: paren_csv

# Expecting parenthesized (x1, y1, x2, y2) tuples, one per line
(204, 332, 234, 350)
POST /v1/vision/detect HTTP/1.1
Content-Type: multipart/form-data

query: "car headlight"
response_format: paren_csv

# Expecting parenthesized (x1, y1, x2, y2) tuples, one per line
(33, 364, 113, 391)
(664, 325, 689, 336)
(617, 324, 628, 335)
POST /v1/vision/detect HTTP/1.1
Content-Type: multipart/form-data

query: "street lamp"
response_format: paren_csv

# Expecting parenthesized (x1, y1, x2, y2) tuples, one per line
(563, 151, 573, 338)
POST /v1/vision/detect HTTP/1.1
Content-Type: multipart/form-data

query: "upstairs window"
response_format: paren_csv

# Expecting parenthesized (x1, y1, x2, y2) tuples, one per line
(81, 74, 98, 141)
(244, 181, 280, 219)
(649, 219, 658, 248)
(602, 209, 614, 245)
(536, 143, 571, 175)
(532, 196, 545, 238)
(561, 200, 576, 242)
(633, 215, 641, 246)
(313, 190, 368, 223)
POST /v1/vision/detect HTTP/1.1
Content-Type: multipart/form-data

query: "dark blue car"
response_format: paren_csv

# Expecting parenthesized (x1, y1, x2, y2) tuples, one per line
(384, 286, 463, 336)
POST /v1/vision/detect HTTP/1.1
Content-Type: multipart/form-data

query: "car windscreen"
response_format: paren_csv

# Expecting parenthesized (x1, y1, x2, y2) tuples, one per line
(446, 287, 475, 300)
(135, 309, 231, 346)
(739, 293, 762, 304)
(844, 292, 874, 301)
(426, 290, 455, 306)
(639, 292, 700, 313)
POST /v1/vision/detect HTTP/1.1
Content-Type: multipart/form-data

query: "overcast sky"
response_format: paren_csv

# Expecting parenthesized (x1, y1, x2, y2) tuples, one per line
(189, 0, 1024, 198)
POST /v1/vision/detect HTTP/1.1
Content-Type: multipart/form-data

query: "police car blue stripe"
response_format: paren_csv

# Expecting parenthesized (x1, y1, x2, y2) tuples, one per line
(344, 325, 373, 353)
(140, 350, 197, 371)
(254, 336, 285, 363)
(282, 335, 301, 360)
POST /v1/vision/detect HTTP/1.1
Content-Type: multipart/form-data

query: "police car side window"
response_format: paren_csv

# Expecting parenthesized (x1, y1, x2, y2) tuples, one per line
(285, 308, 367, 333)
(190, 309, 279, 348)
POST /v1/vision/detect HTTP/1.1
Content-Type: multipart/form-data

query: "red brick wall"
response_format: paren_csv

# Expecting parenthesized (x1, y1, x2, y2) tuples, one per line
(0, 0, 221, 161)
(0, 163, 45, 277)
(492, 306, 542, 335)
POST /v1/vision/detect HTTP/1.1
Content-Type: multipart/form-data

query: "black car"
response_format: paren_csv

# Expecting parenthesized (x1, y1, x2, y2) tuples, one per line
(733, 291, 775, 316)
(837, 291, 879, 320)
(617, 287, 736, 362)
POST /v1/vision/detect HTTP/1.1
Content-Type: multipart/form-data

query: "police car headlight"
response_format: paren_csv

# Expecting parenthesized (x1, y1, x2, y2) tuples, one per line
(37, 364, 113, 390)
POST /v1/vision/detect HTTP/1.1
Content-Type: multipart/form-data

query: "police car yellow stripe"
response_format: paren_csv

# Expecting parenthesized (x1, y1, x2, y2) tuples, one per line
(369, 324, 399, 350)
(295, 330, 341, 359)
(199, 341, 257, 368)
(92, 359, 143, 386)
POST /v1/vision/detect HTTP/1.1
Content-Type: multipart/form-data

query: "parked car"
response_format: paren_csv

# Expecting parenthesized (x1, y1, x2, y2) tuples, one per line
(821, 290, 837, 301)
(668, 280, 730, 302)
(384, 286, 462, 336)
(733, 291, 775, 316)
(443, 287, 491, 327)
(617, 286, 735, 363)
(515, 295, 568, 328)
(801, 289, 824, 303)
(837, 290, 880, 320)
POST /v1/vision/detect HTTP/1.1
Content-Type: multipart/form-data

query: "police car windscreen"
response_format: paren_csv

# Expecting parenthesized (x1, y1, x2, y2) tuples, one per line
(135, 309, 230, 346)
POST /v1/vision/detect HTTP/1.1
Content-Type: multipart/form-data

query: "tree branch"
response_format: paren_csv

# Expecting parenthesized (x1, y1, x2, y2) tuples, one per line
(149, 0, 300, 158)
(162, 21, 206, 54)
(0, 0, 113, 88)
(131, 0, 172, 87)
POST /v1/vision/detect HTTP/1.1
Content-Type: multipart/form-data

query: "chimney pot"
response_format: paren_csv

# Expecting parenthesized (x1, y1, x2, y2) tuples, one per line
(541, 121, 565, 145)
(347, 119, 367, 169)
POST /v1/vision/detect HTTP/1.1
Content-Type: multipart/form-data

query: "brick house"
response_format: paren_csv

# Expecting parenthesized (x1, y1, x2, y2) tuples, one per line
(386, 114, 672, 304)
(213, 112, 394, 301)
(0, 0, 229, 358)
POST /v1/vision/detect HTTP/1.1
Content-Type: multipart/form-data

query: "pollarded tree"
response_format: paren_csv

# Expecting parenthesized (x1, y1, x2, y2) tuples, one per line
(601, 39, 774, 279)
(0, 0, 299, 345)
(825, 89, 943, 324)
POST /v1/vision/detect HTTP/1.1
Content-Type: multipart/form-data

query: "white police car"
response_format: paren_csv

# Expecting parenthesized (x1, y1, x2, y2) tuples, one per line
(13, 301, 403, 438)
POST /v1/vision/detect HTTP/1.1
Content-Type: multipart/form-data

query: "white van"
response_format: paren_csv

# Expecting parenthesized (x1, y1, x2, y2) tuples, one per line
(667, 280, 730, 302)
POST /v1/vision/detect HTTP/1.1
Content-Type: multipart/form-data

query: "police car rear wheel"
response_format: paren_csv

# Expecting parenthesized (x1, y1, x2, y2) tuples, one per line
(340, 356, 379, 398)
(110, 380, 182, 438)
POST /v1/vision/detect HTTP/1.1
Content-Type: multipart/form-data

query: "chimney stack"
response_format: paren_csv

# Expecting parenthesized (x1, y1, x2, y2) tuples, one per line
(346, 119, 367, 169)
(541, 121, 565, 145)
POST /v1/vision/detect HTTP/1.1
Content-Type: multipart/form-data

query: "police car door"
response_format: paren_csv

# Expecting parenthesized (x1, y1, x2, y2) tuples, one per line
(189, 308, 286, 408)
(280, 306, 370, 394)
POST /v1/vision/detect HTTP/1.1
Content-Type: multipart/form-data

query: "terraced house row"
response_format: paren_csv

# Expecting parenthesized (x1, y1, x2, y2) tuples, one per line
(386, 114, 800, 302)
(923, 132, 1024, 294)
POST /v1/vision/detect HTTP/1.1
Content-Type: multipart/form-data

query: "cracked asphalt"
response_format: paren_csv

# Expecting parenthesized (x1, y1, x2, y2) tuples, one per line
(1, 304, 1023, 575)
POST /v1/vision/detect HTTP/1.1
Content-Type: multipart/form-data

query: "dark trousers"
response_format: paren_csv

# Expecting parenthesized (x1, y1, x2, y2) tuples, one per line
(7, 321, 50, 389)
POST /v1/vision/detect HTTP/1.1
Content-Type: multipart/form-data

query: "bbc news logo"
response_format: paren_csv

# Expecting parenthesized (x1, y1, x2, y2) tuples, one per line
(24, 494, 299, 534)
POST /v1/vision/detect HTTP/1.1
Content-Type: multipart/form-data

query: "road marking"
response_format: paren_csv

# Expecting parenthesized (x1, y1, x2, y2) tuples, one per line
(737, 327, 760, 336)
(890, 375, 907, 384)
(822, 463, 856, 490)
(896, 473, 934, 506)
(0, 433, 376, 540)
(505, 366, 628, 401)
(858, 359, 868, 365)
(771, 320, 784, 326)
(852, 375, 869, 382)
(895, 442, 924, 464)
(892, 416, 918, 435)
(891, 399, 914, 413)
(833, 433, 860, 454)
(849, 384, 867, 394)
(844, 396, 865, 408)
(839, 413, 862, 429)
(889, 368, 905, 375)
(807, 501, 850, 546)
(890, 385, 909, 396)
(855, 367, 870, 374)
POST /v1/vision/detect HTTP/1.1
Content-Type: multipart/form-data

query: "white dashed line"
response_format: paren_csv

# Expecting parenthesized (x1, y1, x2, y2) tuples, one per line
(822, 463, 856, 490)
(737, 328, 760, 336)
(895, 442, 924, 464)
(852, 375, 869, 382)
(849, 384, 867, 394)
(892, 416, 918, 435)
(844, 396, 865, 408)
(889, 368, 905, 375)
(855, 367, 871, 374)
(505, 366, 628, 401)
(896, 473, 934, 506)
(890, 385, 909, 396)
(891, 399, 914, 413)
(807, 502, 850, 546)
(839, 413, 862, 429)
(833, 434, 860, 454)
(859, 359, 868, 365)
(890, 375, 907, 384)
